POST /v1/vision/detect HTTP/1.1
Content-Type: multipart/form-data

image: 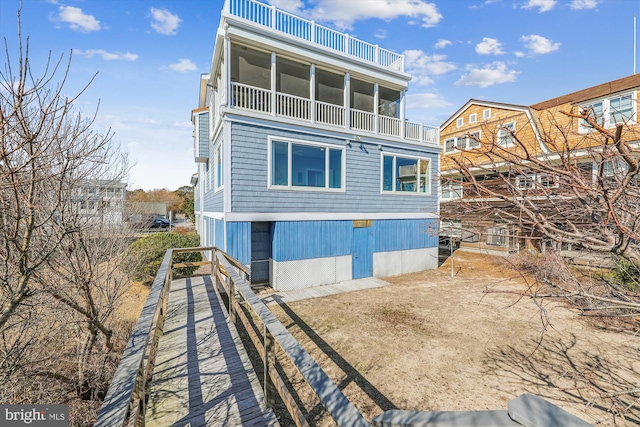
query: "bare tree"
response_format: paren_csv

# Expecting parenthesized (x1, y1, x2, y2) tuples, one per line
(1, 6, 133, 421)
(440, 104, 640, 318)
(440, 107, 640, 269)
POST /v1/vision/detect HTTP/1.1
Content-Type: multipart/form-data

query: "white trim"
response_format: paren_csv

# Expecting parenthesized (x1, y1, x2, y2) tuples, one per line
(578, 91, 636, 133)
(225, 211, 439, 221)
(469, 113, 477, 124)
(223, 120, 231, 211)
(497, 121, 516, 147)
(220, 110, 441, 151)
(267, 135, 346, 192)
(202, 211, 225, 220)
(380, 151, 432, 195)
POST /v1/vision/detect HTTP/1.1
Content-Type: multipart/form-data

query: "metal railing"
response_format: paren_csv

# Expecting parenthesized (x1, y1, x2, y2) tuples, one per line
(95, 247, 368, 427)
(226, 0, 404, 72)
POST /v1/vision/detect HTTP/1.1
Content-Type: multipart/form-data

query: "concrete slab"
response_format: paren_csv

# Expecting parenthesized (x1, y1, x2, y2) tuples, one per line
(259, 277, 390, 305)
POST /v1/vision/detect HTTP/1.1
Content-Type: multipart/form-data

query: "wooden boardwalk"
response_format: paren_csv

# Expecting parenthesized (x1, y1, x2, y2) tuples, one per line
(145, 275, 279, 426)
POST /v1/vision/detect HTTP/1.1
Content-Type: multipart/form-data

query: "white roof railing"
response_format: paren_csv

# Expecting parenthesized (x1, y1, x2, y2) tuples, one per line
(225, 0, 405, 72)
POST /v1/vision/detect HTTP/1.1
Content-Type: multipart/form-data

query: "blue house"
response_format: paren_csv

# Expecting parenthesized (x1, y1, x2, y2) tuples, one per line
(192, 0, 441, 291)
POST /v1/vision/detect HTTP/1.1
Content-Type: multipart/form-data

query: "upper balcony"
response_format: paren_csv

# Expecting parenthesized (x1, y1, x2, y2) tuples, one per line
(224, 0, 404, 73)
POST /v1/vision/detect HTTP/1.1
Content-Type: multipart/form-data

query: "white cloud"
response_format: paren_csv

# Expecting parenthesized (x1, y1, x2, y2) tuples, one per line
(51, 6, 101, 32)
(278, 0, 442, 31)
(435, 39, 452, 49)
(150, 8, 181, 35)
(406, 92, 451, 109)
(475, 37, 505, 55)
(169, 59, 197, 72)
(74, 49, 138, 61)
(454, 62, 518, 88)
(570, 0, 598, 10)
(374, 29, 388, 39)
(522, 0, 556, 12)
(404, 49, 456, 86)
(521, 34, 560, 54)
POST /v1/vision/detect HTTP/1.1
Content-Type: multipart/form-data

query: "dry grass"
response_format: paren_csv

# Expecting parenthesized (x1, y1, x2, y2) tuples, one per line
(266, 251, 640, 426)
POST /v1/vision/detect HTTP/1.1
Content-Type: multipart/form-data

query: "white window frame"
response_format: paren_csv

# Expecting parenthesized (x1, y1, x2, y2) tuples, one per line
(213, 143, 224, 192)
(380, 152, 431, 195)
(441, 178, 463, 200)
(579, 91, 636, 133)
(515, 173, 559, 190)
(515, 174, 536, 190)
(483, 108, 491, 120)
(444, 138, 456, 153)
(267, 136, 346, 192)
(497, 121, 516, 147)
(469, 113, 477, 124)
(466, 130, 481, 149)
(456, 117, 463, 127)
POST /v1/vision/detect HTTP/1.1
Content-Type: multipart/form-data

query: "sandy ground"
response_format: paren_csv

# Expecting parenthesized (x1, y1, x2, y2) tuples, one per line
(268, 251, 640, 426)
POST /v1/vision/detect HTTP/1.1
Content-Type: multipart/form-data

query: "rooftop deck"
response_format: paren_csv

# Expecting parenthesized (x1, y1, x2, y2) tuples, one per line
(225, 0, 404, 72)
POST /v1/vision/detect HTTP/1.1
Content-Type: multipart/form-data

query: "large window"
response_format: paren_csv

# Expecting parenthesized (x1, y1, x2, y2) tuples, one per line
(580, 92, 635, 132)
(382, 154, 430, 194)
(270, 139, 344, 190)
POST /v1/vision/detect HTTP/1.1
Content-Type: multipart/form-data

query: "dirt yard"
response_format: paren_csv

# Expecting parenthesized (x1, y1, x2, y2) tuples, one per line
(268, 251, 640, 426)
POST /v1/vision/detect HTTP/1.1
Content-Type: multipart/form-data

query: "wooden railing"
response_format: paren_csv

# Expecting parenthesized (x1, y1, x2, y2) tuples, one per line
(95, 247, 369, 426)
(214, 251, 369, 427)
(94, 247, 215, 427)
(226, 0, 403, 72)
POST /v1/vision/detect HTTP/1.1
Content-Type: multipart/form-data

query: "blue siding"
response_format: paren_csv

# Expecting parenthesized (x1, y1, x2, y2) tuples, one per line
(198, 111, 209, 158)
(272, 220, 352, 261)
(227, 221, 251, 264)
(203, 131, 224, 212)
(373, 219, 438, 252)
(353, 226, 373, 279)
(230, 122, 439, 214)
(215, 219, 225, 250)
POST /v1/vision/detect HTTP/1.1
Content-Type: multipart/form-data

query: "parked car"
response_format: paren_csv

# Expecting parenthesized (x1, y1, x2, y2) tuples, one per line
(150, 218, 170, 228)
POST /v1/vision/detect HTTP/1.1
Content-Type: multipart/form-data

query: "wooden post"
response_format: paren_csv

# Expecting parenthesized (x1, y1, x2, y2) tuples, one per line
(229, 279, 236, 324)
(263, 323, 276, 408)
(214, 254, 220, 292)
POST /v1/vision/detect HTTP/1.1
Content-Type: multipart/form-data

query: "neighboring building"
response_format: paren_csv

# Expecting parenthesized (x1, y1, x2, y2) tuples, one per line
(439, 74, 640, 253)
(76, 180, 127, 224)
(192, 0, 441, 290)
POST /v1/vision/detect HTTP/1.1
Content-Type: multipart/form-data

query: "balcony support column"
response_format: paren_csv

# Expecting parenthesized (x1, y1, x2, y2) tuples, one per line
(310, 64, 316, 123)
(374, 83, 379, 134)
(400, 89, 406, 139)
(344, 73, 350, 130)
(270, 52, 276, 116)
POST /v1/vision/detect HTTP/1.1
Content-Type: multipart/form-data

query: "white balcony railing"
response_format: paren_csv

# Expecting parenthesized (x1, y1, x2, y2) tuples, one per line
(316, 101, 345, 127)
(351, 109, 376, 133)
(231, 82, 271, 113)
(226, 0, 404, 72)
(228, 82, 439, 144)
(379, 116, 401, 137)
(277, 92, 311, 121)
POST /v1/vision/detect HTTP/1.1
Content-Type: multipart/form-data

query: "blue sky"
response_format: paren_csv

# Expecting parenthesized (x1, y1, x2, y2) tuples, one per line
(1, 0, 639, 191)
